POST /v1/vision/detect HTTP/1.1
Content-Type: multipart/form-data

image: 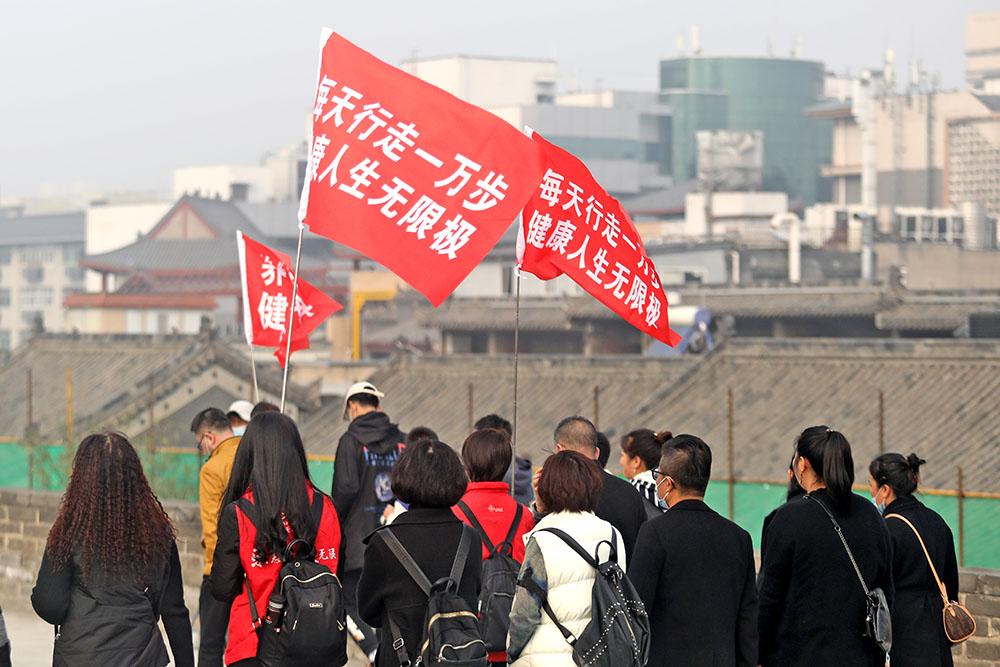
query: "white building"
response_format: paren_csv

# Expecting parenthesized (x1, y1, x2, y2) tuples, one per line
(0, 211, 86, 351)
(172, 142, 308, 204)
(401, 55, 672, 197)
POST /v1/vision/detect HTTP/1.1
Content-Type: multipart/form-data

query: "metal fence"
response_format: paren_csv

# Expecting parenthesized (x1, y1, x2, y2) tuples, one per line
(2, 439, 997, 570)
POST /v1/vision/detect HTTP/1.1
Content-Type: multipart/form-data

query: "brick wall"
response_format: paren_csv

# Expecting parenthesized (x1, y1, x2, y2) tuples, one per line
(1, 488, 999, 665)
(0, 488, 204, 614)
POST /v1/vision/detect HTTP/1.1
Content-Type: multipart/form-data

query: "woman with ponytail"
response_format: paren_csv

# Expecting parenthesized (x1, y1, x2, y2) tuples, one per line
(870, 453, 959, 666)
(619, 429, 672, 518)
(757, 426, 893, 666)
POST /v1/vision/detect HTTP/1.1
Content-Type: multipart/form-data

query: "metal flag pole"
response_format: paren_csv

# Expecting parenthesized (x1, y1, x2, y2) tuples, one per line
(510, 267, 522, 498)
(249, 344, 260, 404)
(280, 222, 306, 413)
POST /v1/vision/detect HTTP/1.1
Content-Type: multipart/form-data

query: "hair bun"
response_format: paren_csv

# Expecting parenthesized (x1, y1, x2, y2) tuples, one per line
(654, 430, 673, 445)
(906, 453, 926, 472)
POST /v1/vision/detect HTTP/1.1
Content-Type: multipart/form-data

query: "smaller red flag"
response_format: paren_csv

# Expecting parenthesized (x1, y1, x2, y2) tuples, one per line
(517, 131, 681, 347)
(238, 231, 343, 367)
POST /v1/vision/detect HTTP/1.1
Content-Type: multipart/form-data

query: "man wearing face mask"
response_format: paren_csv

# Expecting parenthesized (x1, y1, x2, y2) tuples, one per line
(190, 407, 240, 667)
(627, 434, 758, 667)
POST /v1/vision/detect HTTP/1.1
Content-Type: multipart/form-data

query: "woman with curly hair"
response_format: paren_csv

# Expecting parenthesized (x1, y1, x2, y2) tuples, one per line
(31, 432, 194, 667)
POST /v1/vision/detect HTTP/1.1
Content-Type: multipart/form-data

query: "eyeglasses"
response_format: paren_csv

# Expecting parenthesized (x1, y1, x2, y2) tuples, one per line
(651, 468, 666, 480)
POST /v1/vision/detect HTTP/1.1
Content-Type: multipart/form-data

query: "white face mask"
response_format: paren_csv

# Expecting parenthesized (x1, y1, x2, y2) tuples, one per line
(655, 475, 671, 509)
(233, 425, 246, 437)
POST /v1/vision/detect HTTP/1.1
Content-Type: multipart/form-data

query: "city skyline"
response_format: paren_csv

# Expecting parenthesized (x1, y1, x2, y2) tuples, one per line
(1, 0, 996, 199)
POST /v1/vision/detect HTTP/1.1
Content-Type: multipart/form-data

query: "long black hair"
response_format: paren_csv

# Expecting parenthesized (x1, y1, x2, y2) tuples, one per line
(870, 452, 925, 498)
(795, 425, 855, 512)
(220, 412, 315, 561)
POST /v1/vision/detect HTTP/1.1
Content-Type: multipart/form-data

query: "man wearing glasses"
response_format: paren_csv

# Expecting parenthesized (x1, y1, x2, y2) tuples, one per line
(190, 407, 241, 667)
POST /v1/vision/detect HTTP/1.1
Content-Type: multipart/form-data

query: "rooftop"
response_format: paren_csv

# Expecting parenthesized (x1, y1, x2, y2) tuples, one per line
(0, 211, 84, 247)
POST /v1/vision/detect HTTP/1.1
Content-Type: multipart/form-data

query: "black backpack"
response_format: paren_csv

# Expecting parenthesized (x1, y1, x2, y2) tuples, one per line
(378, 525, 488, 667)
(456, 501, 524, 653)
(238, 494, 348, 667)
(518, 527, 650, 667)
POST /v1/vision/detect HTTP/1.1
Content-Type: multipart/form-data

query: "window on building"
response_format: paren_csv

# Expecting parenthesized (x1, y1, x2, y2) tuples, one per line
(21, 287, 53, 307)
(0, 288, 8, 307)
(22, 266, 44, 283)
(21, 311, 43, 329)
(62, 244, 83, 263)
(20, 248, 53, 264)
(937, 217, 948, 239)
(64, 266, 85, 282)
(902, 216, 917, 239)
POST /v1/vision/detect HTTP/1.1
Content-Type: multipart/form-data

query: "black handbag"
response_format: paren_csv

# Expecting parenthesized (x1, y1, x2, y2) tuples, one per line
(806, 495, 892, 657)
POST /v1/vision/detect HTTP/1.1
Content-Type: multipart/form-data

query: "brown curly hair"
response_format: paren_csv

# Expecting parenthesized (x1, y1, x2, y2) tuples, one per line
(46, 433, 176, 584)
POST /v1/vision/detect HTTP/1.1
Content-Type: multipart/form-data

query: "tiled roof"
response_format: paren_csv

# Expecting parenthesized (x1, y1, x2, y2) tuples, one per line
(0, 211, 84, 246)
(621, 180, 699, 216)
(613, 338, 1000, 493)
(876, 299, 1000, 332)
(299, 354, 696, 460)
(425, 299, 572, 331)
(0, 334, 318, 442)
(82, 239, 241, 271)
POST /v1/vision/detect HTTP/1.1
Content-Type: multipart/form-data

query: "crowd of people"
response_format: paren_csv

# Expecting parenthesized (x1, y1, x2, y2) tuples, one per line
(23, 384, 965, 667)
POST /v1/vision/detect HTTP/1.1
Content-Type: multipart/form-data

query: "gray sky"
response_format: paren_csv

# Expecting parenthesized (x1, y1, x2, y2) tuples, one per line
(2, 0, 996, 199)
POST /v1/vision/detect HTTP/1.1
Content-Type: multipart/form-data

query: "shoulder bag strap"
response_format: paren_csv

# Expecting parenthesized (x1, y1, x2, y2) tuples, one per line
(456, 500, 497, 554)
(885, 513, 949, 604)
(448, 525, 472, 586)
(517, 566, 577, 646)
(538, 527, 600, 569)
(377, 528, 432, 596)
(805, 494, 871, 597)
(500, 504, 526, 555)
(244, 577, 261, 629)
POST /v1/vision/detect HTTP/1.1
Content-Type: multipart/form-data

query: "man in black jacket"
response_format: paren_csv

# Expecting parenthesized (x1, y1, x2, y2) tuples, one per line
(539, 416, 647, 558)
(331, 381, 405, 660)
(628, 434, 758, 667)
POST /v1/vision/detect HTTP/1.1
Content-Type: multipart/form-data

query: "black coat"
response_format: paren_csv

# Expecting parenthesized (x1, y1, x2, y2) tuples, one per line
(31, 542, 194, 667)
(596, 471, 647, 559)
(331, 411, 406, 572)
(628, 499, 758, 667)
(757, 489, 894, 667)
(883, 496, 959, 667)
(357, 507, 482, 667)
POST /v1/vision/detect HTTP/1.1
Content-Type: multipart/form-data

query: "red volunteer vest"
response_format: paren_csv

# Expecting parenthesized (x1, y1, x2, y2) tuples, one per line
(225, 484, 341, 665)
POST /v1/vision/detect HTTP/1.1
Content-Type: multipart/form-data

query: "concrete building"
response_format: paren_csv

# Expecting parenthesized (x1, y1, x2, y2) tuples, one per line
(402, 55, 671, 196)
(0, 211, 85, 351)
(399, 55, 558, 108)
(966, 11, 1000, 94)
(660, 55, 832, 204)
(172, 142, 308, 204)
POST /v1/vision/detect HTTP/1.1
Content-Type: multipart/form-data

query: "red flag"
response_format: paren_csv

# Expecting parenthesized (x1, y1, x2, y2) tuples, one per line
(299, 30, 545, 306)
(517, 131, 681, 346)
(238, 231, 343, 367)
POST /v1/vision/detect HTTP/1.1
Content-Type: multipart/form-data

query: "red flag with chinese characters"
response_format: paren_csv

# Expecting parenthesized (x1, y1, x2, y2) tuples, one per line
(238, 231, 343, 367)
(517, 131, 681, 346)
(299, 30, 545, 307)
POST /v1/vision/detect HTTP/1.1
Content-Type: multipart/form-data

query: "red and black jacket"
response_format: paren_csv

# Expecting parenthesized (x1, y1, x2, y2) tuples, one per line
(209, 483, 341, 665)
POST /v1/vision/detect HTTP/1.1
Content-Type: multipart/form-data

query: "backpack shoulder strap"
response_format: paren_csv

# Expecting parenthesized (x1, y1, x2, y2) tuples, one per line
(456, 500, 497, 554)
(378, 528, 432, 596)
(805, 494, 871, 596)
(538, 527, 600, 569)
(448, 525, 473, 587)
(885, 513, 949, 604)
(502, 504, 525, 549)
(517, 566, 577, 646)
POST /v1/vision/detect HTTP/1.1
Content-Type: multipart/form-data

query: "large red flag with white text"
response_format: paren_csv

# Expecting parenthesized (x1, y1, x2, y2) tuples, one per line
(238, 231, 343, 367)
(517, 131, 681, 346)
(299, 30, 545, 306)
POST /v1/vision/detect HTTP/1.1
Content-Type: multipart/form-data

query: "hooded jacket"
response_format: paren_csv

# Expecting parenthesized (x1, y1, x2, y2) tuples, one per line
(505, 456, 535, 506)
(331, 411, 405, 572)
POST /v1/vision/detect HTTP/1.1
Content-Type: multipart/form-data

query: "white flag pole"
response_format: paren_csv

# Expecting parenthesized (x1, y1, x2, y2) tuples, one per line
(280, 222, 306, 413)
(511, 266, 522, 498)
(236, 231, 260, 403)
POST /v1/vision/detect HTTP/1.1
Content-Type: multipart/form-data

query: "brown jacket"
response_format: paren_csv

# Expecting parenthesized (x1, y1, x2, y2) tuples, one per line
(199, 435, 240, 576)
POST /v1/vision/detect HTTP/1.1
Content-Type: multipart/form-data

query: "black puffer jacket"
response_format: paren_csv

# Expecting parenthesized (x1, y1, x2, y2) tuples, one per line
(331, 411, 405, 572)
(31, 542, 193, 667)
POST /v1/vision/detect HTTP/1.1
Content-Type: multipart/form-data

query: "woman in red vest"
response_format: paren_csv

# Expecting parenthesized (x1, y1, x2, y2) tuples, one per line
(209, 412, 341, 667)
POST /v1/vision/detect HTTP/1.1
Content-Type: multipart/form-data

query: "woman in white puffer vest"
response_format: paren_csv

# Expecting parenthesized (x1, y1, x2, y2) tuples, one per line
(508, 450, 626, 666)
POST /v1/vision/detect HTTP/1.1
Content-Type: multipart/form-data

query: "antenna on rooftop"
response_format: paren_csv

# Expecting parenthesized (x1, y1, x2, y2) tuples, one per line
(691, 26, 701, 55)
(676, 34, 685, 54)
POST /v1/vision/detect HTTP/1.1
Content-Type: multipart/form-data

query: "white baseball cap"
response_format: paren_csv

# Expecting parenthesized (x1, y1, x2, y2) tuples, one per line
(226, 400, 254, 423)
(343, 381, 385, 419)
